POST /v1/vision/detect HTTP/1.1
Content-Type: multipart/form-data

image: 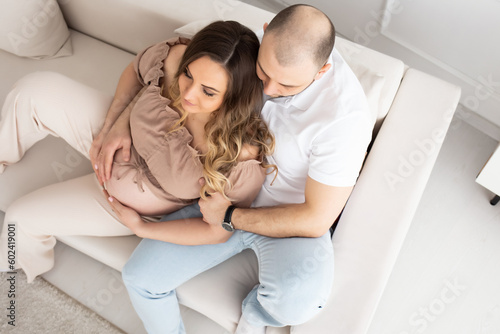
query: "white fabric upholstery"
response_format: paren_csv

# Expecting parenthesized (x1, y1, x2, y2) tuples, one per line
(335, 37, 406, 135)
(0, 0, 72, 59)
(57, 0, 275, 55)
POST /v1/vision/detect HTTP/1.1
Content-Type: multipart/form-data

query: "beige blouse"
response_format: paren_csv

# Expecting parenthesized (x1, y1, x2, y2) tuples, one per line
(105, 37, 266, 216)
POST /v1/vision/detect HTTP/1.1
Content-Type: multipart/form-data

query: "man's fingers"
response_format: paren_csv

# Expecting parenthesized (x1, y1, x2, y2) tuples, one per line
(99, 156, 106, 184)
(104, 150, 114, 181)
(122, 142, 131, 162)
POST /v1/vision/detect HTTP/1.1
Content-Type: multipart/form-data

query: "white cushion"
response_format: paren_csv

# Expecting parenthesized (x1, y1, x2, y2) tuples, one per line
(174, 20, 215, 39)
(335, 37, 405, 135)
(347, 61, 385, 128)
(173, 12, 271, 40)
(58, 0, 275, 55)
(0, 0, 72, 59)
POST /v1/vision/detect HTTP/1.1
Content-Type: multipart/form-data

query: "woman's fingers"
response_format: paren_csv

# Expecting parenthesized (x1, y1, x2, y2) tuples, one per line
(103, 189, 120, 213)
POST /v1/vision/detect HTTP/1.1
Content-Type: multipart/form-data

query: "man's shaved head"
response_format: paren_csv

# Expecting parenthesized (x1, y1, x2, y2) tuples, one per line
(264, 4, 335, 69)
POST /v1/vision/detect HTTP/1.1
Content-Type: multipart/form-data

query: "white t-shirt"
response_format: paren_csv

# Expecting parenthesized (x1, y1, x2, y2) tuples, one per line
(252, 48, 373, 208)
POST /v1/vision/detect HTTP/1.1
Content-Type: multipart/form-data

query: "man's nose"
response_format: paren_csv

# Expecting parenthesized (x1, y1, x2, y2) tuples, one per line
(263, 80, 280, 96)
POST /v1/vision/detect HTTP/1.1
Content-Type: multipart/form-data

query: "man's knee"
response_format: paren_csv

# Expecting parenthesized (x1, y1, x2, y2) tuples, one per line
(121, 255, 165, 293)
(259, 256, 334, 325)
(121, 240, 182, 295)
(259, 285, 331, 325)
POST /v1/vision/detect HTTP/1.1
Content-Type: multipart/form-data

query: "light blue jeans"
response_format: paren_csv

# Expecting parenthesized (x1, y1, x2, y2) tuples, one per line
(122, 203, 334, 334)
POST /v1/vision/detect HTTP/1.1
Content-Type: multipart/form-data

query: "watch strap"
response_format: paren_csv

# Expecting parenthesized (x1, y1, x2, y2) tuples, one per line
(224, 205, 236, 224)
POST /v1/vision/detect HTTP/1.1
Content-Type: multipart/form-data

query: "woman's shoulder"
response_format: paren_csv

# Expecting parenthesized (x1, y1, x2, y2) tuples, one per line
(134, 37, 188, 87)
(237, 144, 260, 162)
(163, 43, 188, 79)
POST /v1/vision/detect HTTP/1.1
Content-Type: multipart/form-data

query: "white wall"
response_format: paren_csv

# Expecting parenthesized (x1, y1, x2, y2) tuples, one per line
(242, 0, 500, 135)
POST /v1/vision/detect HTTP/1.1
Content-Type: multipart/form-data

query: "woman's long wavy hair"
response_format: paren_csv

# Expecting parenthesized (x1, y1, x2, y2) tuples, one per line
(168, 21, 276, 200)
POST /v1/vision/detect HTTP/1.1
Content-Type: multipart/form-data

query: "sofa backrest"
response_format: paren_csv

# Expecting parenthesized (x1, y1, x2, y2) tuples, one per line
(57, 0, 404, 138)
(57, 0, 275, 54)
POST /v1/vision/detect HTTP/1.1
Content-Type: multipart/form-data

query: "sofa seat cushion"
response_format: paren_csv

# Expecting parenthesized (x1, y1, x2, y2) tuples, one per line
(56, 234, 141, 271)
(0, 29, 134, 212)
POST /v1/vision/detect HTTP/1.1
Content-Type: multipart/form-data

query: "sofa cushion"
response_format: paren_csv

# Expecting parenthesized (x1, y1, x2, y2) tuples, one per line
(58, 0, 275, 55)
(0, 0, 72, 59)
(335, 37, 405, 136)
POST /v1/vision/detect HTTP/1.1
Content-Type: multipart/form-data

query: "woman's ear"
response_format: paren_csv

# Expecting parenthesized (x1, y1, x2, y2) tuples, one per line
(263, 23, 269, 32)
(314, 63, 332, 81)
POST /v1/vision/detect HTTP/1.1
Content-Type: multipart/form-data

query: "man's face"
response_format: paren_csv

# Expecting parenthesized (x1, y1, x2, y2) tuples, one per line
(257, 34, 319, 98)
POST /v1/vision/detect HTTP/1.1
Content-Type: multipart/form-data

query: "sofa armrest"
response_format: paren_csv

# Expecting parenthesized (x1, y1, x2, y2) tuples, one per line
(293, 68, 461, 334)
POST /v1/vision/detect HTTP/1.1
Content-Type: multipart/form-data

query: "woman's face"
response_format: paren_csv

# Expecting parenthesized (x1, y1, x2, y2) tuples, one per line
(178, 56, 228, 115)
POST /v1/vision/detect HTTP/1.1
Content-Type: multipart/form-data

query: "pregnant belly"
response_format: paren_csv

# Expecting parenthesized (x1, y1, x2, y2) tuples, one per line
(104, 150, 183, 216)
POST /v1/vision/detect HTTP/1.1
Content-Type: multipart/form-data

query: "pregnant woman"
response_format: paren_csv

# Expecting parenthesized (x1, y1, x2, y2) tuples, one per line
(0, 21, 275, 283)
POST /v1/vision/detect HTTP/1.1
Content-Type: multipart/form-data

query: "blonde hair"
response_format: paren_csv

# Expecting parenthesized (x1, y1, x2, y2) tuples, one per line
(168, 21, 276, 200)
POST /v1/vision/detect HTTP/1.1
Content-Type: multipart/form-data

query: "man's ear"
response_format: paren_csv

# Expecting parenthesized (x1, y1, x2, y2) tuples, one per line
(263, 23, 269, 32)
(314, 63, 332, 81)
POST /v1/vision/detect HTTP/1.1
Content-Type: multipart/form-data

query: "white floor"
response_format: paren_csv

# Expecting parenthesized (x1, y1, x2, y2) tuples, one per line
(368, 116, 500, 334)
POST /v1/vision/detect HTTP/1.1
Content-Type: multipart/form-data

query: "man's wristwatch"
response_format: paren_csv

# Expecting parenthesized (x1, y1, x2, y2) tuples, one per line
(222, 205, 236, 232)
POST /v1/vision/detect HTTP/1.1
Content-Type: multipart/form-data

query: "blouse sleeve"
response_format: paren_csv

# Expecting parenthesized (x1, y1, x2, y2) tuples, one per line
(133, 37, 190, 86)
(225, 160, 267, 208)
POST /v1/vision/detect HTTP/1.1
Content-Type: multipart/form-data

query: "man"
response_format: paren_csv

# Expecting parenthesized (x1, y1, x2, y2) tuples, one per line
(122, 4, 372, 333)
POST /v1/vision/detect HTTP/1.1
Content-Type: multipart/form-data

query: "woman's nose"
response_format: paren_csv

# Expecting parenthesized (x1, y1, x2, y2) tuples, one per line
(183, 83, 195, 100)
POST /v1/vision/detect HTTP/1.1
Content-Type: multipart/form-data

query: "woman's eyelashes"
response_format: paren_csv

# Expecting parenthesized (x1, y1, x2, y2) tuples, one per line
(183, 68, 215, 98)
(183, 67, 192, 79)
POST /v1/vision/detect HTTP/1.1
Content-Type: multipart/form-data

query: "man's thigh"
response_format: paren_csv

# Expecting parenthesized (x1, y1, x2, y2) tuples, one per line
(248, 231, 335, 310)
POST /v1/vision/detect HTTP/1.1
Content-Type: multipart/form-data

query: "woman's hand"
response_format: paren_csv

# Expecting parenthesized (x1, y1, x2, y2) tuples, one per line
(90, 116, 132, 186)
(103, 189, 145, 235)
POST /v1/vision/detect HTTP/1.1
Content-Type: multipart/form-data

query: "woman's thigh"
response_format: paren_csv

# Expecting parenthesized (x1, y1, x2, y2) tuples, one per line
(5, 173, 131, 237)
(6, 71, 112, 159)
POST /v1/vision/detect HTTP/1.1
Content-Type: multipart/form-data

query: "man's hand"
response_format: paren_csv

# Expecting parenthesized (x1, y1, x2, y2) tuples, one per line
(90, 116, 132, 186)
(104, 189, 145, 235)
(198, 178, 232, 226)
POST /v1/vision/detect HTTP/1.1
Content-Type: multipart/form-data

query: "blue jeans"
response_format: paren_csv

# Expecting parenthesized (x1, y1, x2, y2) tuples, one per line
(122, 203, 334, 334)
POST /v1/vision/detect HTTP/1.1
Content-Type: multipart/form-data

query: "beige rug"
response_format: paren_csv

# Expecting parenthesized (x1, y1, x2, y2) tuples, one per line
(0, 270, 124, 334)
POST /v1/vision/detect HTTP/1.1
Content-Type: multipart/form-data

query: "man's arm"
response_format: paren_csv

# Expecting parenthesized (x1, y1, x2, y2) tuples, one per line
(99, 62, 143, 134)
(199, 176, 353, 238)
(105, 190, 232, 245)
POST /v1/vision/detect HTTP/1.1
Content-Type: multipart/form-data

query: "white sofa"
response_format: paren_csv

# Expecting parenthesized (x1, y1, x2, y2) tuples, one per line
(0, 0, 461, 333)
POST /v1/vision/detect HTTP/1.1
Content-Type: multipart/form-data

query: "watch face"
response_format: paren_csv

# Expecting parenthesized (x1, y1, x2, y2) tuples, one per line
(222, 222, 234, 232)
